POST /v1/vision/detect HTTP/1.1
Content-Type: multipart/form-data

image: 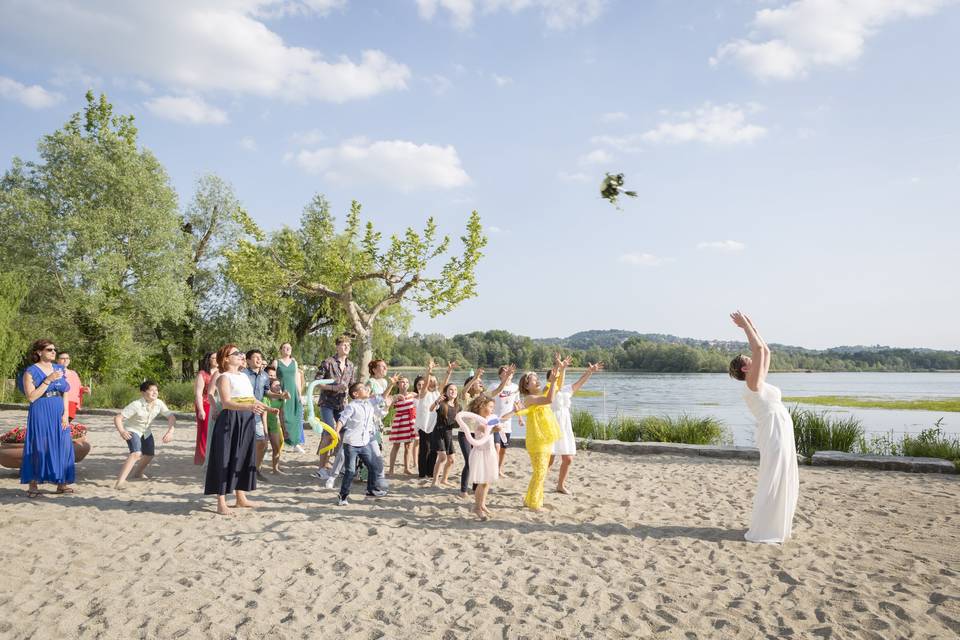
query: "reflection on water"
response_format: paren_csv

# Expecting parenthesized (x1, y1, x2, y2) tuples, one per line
(505, 372, 959, 446)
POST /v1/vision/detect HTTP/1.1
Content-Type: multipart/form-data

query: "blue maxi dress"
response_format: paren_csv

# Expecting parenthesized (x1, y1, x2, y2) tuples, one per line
(20, 364, 75, 485)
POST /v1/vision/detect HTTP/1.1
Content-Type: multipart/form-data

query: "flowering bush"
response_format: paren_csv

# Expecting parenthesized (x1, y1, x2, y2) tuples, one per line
(1, 427, 26, 444)
(0, 423, 87, 443)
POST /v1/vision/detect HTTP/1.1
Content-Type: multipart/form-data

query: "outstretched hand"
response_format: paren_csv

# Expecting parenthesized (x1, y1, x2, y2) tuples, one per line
(588, 362, 604, 373)
(730, 311, 749, 329)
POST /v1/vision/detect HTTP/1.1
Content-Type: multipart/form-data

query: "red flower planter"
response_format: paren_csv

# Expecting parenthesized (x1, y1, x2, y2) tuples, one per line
(0, 425, 91, 469)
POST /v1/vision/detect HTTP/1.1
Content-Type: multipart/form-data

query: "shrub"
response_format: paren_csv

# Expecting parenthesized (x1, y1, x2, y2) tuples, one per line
(641, 414, 730, 446)
(792, 406, 863, 457)
(610, 416, 643, 443)
(900, 422, 960, 469)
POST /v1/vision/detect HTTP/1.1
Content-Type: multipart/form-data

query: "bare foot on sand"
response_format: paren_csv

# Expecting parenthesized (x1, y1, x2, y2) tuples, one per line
(233, 499, 262, 508)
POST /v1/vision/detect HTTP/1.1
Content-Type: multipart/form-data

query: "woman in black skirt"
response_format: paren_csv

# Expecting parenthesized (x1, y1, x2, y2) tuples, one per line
(205, 343, 268, 516)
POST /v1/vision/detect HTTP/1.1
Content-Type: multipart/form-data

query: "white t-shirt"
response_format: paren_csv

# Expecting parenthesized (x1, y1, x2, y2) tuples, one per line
(494, 383, 519, 434)
(415, 390, 440, 434)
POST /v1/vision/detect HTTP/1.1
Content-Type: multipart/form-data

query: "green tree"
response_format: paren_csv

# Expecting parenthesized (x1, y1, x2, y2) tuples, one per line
(226, 196, 486, 376)
(0, 91, 190, 381)
(0, 271, 28, 399)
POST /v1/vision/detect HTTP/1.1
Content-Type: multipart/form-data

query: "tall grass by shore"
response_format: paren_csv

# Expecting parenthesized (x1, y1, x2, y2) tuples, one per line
(572, 410, 731, 446)
(790, 406, 865, 458)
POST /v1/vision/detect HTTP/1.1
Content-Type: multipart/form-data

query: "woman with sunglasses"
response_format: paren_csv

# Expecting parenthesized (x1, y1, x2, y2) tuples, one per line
(18, 339, 75, 497)
(205, 343, 269, 516)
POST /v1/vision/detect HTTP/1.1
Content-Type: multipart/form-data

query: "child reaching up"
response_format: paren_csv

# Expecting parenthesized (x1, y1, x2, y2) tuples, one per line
(455, 396, 504, 521)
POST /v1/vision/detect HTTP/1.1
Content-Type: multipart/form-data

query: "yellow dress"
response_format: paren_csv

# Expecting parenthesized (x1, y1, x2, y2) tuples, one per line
(517, 401, 561, 510)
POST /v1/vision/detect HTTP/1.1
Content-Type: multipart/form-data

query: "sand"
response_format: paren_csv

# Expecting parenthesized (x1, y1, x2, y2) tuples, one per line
(0, 409, 958, 639)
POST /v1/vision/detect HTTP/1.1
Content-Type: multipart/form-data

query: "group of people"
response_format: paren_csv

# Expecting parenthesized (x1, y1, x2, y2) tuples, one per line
(16, 312, 799, 543)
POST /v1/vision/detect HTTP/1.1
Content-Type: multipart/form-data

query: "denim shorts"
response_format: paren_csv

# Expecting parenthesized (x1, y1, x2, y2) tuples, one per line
(254, 416, 266, 441)
(494, 432, 510, 448)
(127, 432, 156, 456)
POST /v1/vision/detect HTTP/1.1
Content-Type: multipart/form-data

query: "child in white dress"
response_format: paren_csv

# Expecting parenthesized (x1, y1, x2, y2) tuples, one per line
(455, 396, 504, 521)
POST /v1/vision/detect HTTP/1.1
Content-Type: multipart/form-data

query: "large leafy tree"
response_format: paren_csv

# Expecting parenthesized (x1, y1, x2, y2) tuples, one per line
(226, 196, 486, 376)
(0, 91, 190, 380)
(157, 173, 262, 378)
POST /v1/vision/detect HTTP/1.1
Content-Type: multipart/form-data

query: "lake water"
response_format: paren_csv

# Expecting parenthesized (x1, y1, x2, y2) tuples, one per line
(496, 371, 960, 446)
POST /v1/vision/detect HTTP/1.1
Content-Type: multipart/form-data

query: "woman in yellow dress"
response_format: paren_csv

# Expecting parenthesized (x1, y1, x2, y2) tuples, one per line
(507, 355, 567, 511)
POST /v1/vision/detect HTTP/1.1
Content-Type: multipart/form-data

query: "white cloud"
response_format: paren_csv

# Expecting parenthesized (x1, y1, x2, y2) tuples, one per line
(288, 137, 471, 191)
(239, 136, 258, 151)
(711, 0, 956, 80)
(697, 240, 746, 252)
(0, 2, 410, 103)
(145, 95, 229, 124)
(424, 73, 454, 95)
(487, 225, 503, 233)
(599, 111, 628, 123)
(641, 103, 766, 145)
(557, 170, 592, 183)
(0, 76, 63, 109)
(289, 128, 326, 146)
(578, 149, 613, 166)
(417, 0, 607, 31)
(590, 133, 644, 153)
(492, 73, 513, 87)
(618, 252, 672, 267)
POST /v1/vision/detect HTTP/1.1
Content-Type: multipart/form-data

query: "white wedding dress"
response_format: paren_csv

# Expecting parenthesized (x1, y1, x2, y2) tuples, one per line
(743, 382, 799, 544)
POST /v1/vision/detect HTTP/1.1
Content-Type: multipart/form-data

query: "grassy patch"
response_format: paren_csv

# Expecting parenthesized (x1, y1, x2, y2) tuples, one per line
(784, 395, 960, 412)
(570, 409, 730, 445)
(857, 420, 960, 470)
(572, 390, 603, 398)
(790, 405, 864, 458)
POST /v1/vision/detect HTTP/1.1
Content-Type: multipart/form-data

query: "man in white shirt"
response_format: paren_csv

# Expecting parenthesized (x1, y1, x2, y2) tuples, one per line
(114, 380, 176, 489)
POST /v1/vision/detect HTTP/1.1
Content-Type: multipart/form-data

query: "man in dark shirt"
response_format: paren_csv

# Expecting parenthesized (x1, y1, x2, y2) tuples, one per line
(314, 335, 356, 488)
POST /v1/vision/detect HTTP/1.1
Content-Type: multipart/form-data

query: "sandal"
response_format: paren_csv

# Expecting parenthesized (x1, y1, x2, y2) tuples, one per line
(55, 486, 76, 494)
(26, 490, 46, 498)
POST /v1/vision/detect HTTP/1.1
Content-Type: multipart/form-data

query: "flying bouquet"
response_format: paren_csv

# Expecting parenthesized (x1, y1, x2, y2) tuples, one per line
(600, 173, 638, 209)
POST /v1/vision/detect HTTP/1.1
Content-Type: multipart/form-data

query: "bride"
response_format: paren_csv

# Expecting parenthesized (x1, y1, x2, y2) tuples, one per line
(728, 311, 799, 544)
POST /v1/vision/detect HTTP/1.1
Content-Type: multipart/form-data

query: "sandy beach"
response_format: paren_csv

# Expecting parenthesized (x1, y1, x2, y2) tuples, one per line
(1, 409, 958, 640)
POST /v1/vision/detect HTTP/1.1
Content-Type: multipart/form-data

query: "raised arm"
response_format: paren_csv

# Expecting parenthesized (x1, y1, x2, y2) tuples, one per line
(571, 362, 604, 394)
(440, 360, 457, 388)
(731, 311, 770, 391)
(488, 364, 516, 398)
(463, 368, 484, 396)
(418, 358, 436, 399)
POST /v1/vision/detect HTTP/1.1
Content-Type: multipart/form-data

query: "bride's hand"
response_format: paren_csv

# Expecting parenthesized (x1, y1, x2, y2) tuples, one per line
(730, 311, 748, 328)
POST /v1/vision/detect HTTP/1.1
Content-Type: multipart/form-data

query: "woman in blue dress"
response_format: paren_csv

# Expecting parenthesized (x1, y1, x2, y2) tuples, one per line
(19, 339, 75, 497)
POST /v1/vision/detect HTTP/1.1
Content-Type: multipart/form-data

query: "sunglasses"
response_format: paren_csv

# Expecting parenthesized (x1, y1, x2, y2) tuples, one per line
(229, 351, 243, 357)
(43, 347, 57, 352)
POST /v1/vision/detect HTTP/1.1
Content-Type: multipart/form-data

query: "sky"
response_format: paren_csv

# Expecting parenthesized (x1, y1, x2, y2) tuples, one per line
(1, 0, 958, 350)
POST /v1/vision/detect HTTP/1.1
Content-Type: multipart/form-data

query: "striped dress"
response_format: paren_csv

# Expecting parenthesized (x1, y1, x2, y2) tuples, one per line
(388, 394, 417, 443)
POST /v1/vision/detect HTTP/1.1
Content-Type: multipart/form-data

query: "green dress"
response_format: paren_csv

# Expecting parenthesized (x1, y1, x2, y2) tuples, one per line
(277, 359, 304, 445)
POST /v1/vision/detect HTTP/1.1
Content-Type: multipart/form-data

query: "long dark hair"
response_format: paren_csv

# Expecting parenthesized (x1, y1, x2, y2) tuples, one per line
(438, 383, 461, 421)
(199, 352, 215, 374)
(413, 375, 425, 393)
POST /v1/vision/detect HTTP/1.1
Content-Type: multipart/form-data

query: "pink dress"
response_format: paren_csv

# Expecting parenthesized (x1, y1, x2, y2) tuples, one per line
(455, 412, 499, 485)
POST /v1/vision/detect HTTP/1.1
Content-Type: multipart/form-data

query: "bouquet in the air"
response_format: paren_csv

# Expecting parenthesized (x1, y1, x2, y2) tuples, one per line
(600, 173, 637, 209)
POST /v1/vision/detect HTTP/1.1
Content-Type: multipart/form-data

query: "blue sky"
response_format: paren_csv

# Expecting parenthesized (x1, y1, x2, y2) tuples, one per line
(1, 0, 958, 349)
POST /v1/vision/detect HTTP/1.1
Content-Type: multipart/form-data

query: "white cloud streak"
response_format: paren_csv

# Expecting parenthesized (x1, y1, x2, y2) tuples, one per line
(0, 1, 410, 104)
(287, 137, 471, 191)
(711, 0, 957, 80)
(641, 103, 766, 145)
(618, 252, 672, 267)
(697, 240, 746, 252)
(578, 149, 613, 166)
(0, 75, 63, 109)
(144, 95, 229, 124)
(416, 0, 607, 30)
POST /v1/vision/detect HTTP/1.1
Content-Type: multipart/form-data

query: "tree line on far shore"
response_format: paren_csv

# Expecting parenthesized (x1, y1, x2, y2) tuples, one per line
(386, 330, 960, 373)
